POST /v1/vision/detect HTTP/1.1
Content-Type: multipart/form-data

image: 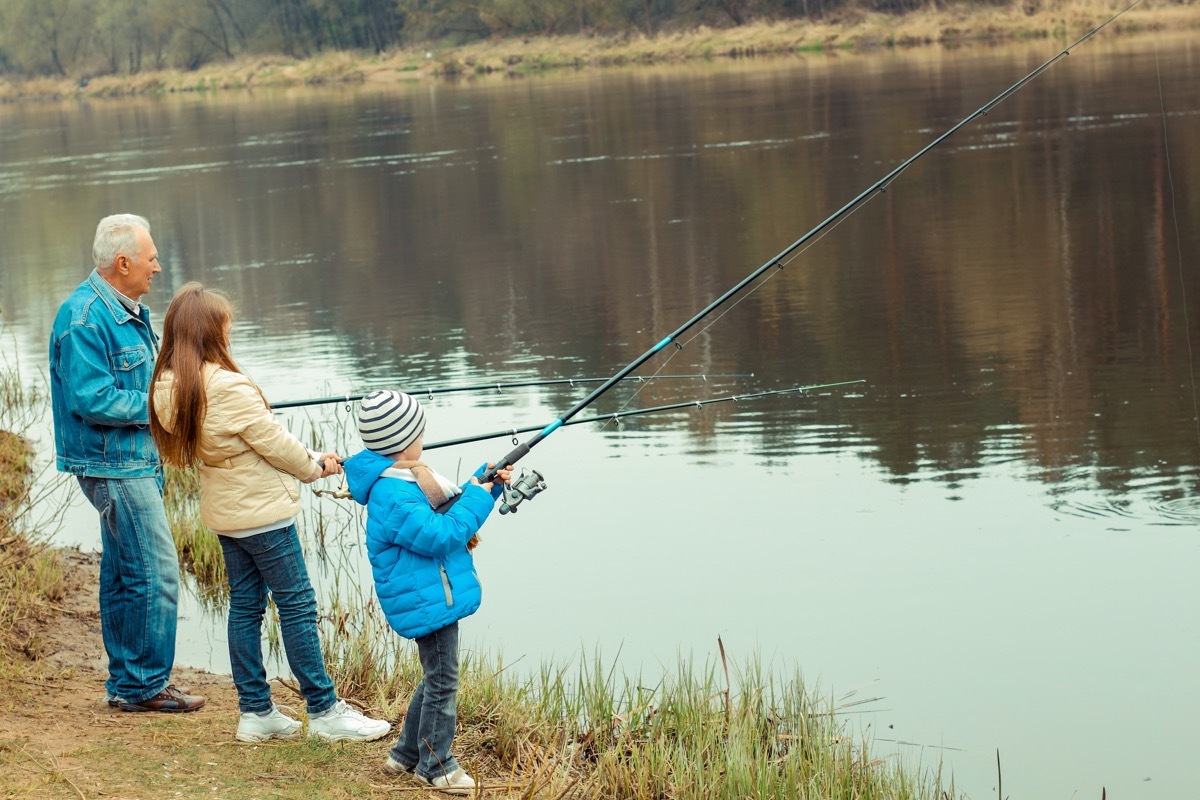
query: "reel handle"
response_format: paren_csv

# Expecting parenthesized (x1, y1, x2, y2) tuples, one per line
(498, 468, 547, 515)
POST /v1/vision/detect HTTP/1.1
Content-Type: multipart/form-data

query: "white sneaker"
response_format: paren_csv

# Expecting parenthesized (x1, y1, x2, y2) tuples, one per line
(307, 699, 391, 742)
(383, 755, 415, 775)
(236, 705, 302, 742)
(427, 767, 476, 796)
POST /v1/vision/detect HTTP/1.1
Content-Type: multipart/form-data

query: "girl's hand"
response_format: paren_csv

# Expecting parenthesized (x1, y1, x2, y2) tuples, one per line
(319, 453, 343, 477)
(305, 454, 342, 482)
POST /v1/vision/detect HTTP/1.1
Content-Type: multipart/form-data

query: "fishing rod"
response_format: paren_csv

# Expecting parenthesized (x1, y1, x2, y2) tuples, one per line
(314, 380, 865, 506)
(448, 0, 1144, 504)
(422, 380, 866, 451)
(272, 373, 754, 410)
(461, 380, 863, 514)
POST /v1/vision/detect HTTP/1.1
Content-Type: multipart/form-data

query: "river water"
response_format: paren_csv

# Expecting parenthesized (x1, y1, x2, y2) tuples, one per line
(1, 31, 1198, 799)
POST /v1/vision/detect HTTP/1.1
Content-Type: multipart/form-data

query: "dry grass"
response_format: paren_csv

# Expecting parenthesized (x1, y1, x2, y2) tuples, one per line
(0, 430, 30, 525)
(163, 465, 229, 608)
(0, 385, 71, 671)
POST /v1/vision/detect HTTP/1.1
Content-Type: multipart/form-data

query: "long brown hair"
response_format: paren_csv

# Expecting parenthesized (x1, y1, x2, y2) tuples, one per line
(150, 282, 248, 467)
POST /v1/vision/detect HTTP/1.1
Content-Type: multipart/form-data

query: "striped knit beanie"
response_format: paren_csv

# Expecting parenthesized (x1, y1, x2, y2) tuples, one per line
(357, 390, 426, 456)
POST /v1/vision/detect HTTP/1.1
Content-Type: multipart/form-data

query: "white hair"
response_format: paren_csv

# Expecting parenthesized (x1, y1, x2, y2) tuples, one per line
(93, 214, 151, 271)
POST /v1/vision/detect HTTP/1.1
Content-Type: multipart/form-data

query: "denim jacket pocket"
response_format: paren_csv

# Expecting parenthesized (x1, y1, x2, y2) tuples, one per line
(109, 346, 150, 392)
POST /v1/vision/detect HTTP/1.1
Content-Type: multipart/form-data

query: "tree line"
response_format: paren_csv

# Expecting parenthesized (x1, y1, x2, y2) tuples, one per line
(0, 0, 1097, 79)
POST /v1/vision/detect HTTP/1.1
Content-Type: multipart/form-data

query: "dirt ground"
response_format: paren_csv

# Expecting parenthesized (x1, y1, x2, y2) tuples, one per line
(0, 550, 510, 800)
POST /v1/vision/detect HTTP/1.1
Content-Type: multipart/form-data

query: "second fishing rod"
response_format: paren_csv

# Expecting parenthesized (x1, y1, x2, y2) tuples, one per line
(444, 0, 1143, 512)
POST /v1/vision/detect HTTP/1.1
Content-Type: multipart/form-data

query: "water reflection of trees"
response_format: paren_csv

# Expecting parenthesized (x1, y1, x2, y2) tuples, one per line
(2, 45, 1197, 497)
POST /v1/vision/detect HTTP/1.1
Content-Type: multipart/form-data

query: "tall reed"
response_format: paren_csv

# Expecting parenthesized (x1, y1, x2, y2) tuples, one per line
(443, 643, 945, 799)
(163, 465, 228, 606)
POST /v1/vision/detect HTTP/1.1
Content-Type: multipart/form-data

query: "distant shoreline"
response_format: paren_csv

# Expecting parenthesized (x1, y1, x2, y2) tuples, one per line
(1, 2, 1196, 102)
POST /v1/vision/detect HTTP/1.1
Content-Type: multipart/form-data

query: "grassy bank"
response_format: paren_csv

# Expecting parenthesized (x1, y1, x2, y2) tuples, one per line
(1, 390, 949, 797)
(2, 0, 1195, 101)
(163, 462, 952, 797)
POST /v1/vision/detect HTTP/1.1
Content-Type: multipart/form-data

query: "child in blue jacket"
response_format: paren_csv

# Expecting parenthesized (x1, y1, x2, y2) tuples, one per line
(344, 390, 509, 795)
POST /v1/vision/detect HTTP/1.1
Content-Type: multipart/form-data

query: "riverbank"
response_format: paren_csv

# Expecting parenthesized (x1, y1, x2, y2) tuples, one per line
(1, 1, 1195, 102)
(0, 454, 945, 798)
(0, 544, 947, 799)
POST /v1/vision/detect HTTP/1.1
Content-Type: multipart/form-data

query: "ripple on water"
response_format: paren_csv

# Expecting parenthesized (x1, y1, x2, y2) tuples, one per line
(1049, 497, 1139, 520)
(1150, 497, 1200, 525)
(1050, 495, 1200, 527)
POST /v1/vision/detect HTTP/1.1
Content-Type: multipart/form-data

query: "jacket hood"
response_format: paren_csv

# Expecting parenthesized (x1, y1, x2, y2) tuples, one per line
(344, 449, 395, 504)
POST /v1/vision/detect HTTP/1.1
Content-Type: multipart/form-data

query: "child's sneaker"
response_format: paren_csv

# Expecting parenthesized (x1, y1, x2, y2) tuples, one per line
(383, 755, 415, 775)
(306, 699, 390, 742)
(236, 704, 302, 742)
(426, 767, 476, 796)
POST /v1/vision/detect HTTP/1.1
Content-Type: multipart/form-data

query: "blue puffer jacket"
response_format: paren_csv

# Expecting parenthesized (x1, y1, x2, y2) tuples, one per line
(344, 450, 496, 640)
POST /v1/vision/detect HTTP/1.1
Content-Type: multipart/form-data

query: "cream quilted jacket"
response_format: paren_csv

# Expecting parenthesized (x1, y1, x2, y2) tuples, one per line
(153, 364, 318, 533)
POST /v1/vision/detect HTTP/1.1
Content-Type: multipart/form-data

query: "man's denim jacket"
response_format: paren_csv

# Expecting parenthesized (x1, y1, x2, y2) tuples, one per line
(49, 270, 161, 478)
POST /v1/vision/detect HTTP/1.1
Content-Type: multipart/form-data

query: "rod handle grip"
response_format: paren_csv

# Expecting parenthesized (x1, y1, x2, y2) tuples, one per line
(434, 443, 531, 515)
(480, 443, 530, 483)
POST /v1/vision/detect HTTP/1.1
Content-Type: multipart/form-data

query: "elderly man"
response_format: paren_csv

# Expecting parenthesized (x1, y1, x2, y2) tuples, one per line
(49, 214, 205, 713)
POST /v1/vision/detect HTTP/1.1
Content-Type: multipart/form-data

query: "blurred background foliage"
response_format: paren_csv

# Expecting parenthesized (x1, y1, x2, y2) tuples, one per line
(0, 0, 1112, 79)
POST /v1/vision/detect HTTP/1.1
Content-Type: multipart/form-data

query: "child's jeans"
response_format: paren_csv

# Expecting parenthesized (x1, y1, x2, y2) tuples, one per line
(391, 621, 461, 781)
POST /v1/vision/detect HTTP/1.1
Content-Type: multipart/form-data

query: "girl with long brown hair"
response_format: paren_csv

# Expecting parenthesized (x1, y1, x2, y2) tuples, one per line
(150, 282, 390, 744)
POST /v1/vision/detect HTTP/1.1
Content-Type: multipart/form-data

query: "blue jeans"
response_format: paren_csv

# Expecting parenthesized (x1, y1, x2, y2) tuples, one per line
(391, 621, 461, 781)
(219, 525, 337, 715)
(76, 474, 179, 704)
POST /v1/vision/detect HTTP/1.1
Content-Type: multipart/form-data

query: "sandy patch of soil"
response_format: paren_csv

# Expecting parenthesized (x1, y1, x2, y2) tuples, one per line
(0, 550, 475, 800)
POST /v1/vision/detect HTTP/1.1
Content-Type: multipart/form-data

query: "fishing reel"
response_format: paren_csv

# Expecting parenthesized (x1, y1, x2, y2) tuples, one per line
(499, 468, 547, 514)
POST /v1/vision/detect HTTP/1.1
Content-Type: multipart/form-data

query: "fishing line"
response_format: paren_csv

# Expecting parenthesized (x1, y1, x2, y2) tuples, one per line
(421, 382, 865, 450)
(596, 213, 855, 423)
(273, 373, 753, 410)
(678, 212, 863, 350)
(525, 146, 872, 427)
(1153, 44, 1200, 454)
(312, 382, 862, 503)
(681, 0, 1137, 350)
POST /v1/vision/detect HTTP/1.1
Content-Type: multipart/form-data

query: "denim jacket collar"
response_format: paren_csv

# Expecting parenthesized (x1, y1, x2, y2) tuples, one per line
(87, 269, 147, 326)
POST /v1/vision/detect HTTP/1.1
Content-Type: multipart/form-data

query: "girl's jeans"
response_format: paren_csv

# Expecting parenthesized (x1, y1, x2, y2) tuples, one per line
(219, 524, 337, 715)
(76, 474, 179, 704)
(390, 621, 461, 781)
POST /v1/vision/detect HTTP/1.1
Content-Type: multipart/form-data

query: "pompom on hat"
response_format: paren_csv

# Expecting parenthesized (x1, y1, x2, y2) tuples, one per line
(357, 390, 426, 456)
